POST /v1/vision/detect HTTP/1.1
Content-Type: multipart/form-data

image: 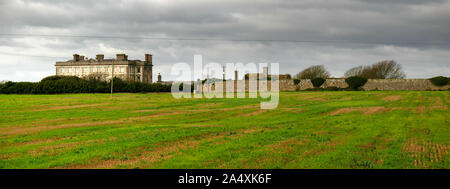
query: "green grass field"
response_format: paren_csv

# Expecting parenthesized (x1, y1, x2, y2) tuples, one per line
(0, 91, 448, 169)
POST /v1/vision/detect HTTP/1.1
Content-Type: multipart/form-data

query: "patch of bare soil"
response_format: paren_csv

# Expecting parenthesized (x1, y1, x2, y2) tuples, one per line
(180, 104, 259, 113)
(131, 109, 155, 113)
(32, 103, 109, 112)
(267, 138, 310, 153)
(414, 97, 448, 113)
(309, 97, 327, 102)
(212, 127, 276, 145)
(27, 138, 112, 157)
(239, 109, 268, 117)
(243, 137, 342, 168)
(60, 131, 235, 169)
(0, 112, 183, 136)
(402, 139, 449, 168)
(414, 105, 427, 113)
(340, 97, 352, 101)
(5, 136, 74, 149)
(280, 107, 305, 113)
(303, 139, 344, 158)
(2, 138, 116, 159)
(329, 108, 359, 116)
(382, 95, 402, 101)
(329, 106, 402, 116)
(60, 126, 274, 169)
(363, 107, 387, 115)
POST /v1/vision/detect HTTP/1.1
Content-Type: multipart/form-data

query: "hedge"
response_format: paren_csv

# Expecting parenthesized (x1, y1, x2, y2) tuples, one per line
(0, 76, 171, 94)
(429, 76, 449, 87)
(345, 76, 368, 90)
(311, 78, 326, 88)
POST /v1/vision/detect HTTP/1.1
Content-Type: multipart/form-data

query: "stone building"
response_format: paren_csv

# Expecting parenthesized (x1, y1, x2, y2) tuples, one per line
(55, 53, 153, 83)
(244, 67, 291, 80)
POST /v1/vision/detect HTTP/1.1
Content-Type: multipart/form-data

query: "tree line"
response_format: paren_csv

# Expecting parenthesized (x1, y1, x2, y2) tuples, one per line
(293, 60, 448, 90)
(0, 60, 448, 93)
(0, 75, 171, 94)
(294, 60, 407, 80)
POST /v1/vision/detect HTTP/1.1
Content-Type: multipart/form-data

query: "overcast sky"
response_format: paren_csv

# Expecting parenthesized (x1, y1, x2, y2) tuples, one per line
(0, 0, 449, 81)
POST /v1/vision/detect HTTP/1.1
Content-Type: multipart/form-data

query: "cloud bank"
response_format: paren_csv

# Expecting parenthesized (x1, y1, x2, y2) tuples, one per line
(0, 0, 449, 81)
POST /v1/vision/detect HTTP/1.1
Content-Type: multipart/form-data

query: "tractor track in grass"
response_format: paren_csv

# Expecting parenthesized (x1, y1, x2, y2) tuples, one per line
(402, 139, 449, 168)
(57, 126, 273, 169)
(0, 111, 184, 136)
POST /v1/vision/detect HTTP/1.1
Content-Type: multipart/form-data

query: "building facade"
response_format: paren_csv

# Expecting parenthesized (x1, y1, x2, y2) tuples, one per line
(244, 67, 291, 80)
(55, 53, 153, 83)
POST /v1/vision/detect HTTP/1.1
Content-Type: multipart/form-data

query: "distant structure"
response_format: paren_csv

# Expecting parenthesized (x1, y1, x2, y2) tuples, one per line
(55, 53, 153, 83)
(157, 73, 162, 83)
(245, 66, 291, 80)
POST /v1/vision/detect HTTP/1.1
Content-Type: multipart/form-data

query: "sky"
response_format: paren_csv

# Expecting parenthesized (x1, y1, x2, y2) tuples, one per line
(0, 0, 449, 82)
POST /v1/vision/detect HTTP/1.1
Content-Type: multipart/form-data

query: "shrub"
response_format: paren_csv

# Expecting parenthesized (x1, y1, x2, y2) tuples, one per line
(311, 78, 326, 88)
(429, 76, 449, 86)
(41, 75, 67, 82)
(345, 60, 406, 79)
(345, 76, 368, 90)
(0, 75, 172, 94)
(294, 65, 330, 79)
(0, 81, 36, 94)
(293, 79, 301, 85)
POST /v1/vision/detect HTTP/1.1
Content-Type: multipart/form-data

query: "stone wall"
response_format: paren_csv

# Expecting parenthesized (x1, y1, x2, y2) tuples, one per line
(199, 78, 449, 92)
(321, 78, 348, 88)
(362, 79, 449, 91)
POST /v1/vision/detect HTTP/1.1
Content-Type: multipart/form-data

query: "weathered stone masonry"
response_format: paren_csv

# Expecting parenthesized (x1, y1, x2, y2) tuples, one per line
(201, 78, 449, 92)
(55, 53, 153, 83)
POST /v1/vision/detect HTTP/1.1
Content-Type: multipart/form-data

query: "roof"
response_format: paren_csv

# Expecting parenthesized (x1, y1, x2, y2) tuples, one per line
(55, 59, 152, 66)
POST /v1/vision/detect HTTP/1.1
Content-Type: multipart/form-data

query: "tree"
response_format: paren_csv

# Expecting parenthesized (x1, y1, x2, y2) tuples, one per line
(344, 66, 364, 78)
(285, 74, 292, 79)
(368, 60, 406, 79)
(344, 60, 406, 79)
(294, 65, 330, 79)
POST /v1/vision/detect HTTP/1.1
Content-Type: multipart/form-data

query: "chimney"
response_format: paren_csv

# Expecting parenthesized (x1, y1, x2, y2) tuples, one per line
(73, 54, 79, 62)
(145, 54, 152, 64)
(116, 54, 127, 61)
(96, 54, 104, 61)
(234, 70, 238, 81)
(79, 55, 85, 61)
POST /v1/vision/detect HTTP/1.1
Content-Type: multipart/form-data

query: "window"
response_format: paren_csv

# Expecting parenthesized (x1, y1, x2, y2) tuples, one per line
(137, 76, 140, 80)
(120, 67, 124, 73)
(90, 67, 93, 72)
(68, 68, 72, 73)
(75, 68, 79, 73)
(137, 68, 141, 73)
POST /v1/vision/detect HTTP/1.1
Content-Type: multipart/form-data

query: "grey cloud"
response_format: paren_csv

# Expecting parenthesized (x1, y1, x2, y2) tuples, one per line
(0, 0, 449, 82)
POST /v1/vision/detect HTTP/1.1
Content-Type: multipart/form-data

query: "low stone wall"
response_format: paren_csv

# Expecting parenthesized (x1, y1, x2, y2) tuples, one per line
(362, 79, 449, 91)
(297, 80, 313, 90)
(321, 78, 348, 88)
(198, 78, 448, 92)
